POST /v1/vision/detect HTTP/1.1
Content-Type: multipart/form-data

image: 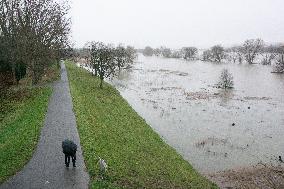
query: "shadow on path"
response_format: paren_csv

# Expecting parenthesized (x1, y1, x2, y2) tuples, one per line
(0, 62, 89, 189)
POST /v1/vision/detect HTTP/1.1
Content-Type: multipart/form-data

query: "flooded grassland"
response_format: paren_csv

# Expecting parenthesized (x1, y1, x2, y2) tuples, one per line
(109, 55, 284, 187)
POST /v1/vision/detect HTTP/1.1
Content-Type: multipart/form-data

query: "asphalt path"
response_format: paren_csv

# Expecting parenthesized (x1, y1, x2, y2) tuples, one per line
(0, 62, 89, 189)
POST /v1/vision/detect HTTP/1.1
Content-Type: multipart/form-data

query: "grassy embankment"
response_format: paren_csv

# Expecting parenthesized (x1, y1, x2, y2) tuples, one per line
(66, 62, 218, 189)
(0, 64, 59, 183)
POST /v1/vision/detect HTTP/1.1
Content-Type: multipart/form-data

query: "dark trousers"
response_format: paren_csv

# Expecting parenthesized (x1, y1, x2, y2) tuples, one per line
(65, 153, 76, 167)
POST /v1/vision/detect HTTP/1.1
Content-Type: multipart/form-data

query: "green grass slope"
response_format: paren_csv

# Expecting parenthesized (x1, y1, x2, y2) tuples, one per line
(66, 62, 218, 189)
(0, 87, 52, 183)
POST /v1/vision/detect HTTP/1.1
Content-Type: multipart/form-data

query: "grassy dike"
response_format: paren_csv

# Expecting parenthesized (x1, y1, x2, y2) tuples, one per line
(0, 87, 52, 183)
(66, 62, 218, 189)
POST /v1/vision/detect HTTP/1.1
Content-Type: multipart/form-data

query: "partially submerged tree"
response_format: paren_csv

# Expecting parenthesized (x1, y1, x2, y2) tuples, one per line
(241, 39, 264, 64)
(217, 69, 234, 89)
(125, 46, 137, 65)
(161, 47, 172, 58)
(171, 50, 182, 58)
(143, 46, 154, 56)
(153, 48, 161, 56)
(182, 47, 198, 60)
(261, 45, 278, 65)
(114, 44, 128, 70)
(202, 49, 212, 61)
(273, 46, 284, 73)
(210, 45, 225, 62)
(90, 42, 136, 88)
(226, 46, 243, 64)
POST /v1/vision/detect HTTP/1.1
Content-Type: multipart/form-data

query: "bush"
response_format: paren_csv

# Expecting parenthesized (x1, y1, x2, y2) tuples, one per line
(217, 69, 234, 89)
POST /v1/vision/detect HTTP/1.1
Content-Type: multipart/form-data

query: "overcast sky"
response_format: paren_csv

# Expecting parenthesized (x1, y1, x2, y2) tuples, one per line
(70, 0, 284, 49)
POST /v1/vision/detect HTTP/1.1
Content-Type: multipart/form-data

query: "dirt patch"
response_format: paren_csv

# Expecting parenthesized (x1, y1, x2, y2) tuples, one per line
(150, 86, 182, 92)
(195, 137, 228, 148)
(243, 96, 272, 101)
(146, 69, 189, 77)
(208, 163, 284, 189)
(168, 70, 189, 76)
(184, 91, 219, 100)
(232, 96, 272, 102)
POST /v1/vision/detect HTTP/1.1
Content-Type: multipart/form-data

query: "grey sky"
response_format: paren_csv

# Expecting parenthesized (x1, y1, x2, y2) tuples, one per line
(71, 0, 284, 48)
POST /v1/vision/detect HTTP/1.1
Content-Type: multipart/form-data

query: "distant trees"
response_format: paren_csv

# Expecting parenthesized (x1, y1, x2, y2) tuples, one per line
(273, 45, 284, 73)
(201, 45, 225, 62)
(145, 46, 172, 58)
(171, 50, 182, 58)
(225, 46, 243, 64)
(217, 69, 234, 89)
(182, 47, 198, 60)
(140, 39, 284, 72)
(260, 45, 278, 65)
(234, 46, 244, 64)
(241, 39, 264, 64)
(210, 45, 225, 62)
(88, 42, 136, 88)
(125, 46, 137, 64)
(143, 46, 154, 56)
(202, 50, 212, 61)
(227, 39, 283, 67)
(143, 46, 199, 60)
(200, 39, 269, 65)
(0, 0, 71, 85)
(161, 47, 172, 58)
(153, 48, 161, 56)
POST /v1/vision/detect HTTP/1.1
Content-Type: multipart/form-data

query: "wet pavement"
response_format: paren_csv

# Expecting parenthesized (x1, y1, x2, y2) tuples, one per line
(0, 62, 89, 189)
(110, 54, 284, 173)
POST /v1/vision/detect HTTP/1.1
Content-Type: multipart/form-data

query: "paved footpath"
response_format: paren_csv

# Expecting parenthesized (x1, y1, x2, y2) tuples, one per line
(1, 62, 89, 189)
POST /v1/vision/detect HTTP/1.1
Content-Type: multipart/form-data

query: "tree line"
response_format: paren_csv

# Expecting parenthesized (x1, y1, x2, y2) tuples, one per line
(76, 42, 137, 88)
(0, 0, 71, 88)
(141, 39, 284, 73)
(142, 46, 198, 60)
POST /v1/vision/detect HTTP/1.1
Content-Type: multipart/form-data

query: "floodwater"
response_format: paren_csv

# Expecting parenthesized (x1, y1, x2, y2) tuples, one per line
(109, 54, 284, 174)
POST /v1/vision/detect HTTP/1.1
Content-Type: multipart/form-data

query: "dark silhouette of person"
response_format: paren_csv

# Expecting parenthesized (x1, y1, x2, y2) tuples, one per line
(62, 139, 77, 167)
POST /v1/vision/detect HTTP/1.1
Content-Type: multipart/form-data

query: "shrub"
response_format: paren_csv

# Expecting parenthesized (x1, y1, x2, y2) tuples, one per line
(217, 69, 234, 89)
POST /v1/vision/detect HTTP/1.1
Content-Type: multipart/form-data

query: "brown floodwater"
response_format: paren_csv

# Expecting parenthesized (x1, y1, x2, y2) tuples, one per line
(108, 54, 284, 174)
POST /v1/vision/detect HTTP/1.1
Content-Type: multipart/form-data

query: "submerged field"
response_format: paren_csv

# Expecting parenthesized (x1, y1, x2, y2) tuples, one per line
(66, 62, 217, 189)
(107, 54, 284, 188)
(110, 55, 284, 175)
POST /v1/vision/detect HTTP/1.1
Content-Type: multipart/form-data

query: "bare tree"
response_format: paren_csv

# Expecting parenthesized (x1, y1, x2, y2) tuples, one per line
(0, 0, 71, 85)
(0, 0, 23, 84)
(241, 38, 264, 64)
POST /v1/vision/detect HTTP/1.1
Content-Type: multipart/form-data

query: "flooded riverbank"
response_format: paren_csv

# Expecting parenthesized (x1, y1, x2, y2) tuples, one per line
(109, 54, 284, 174)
